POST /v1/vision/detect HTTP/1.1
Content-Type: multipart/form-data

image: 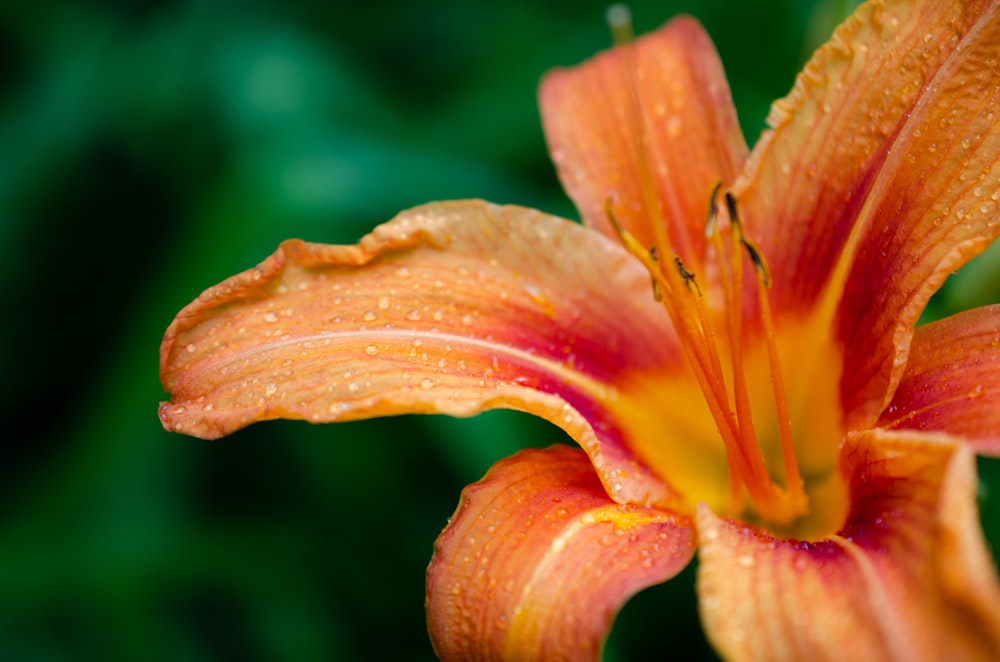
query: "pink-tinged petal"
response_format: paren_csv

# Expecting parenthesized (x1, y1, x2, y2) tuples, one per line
(426, 444, 695, 662)
(836, 1, 1000, 427)
(734, 0, 1000, 428)
(696, 429, 1000, 661)
(160, 200, 684, 506)
(878, 305, 1000, 455)
(735, 0, 995, 312)
(540, 16, 747, 262)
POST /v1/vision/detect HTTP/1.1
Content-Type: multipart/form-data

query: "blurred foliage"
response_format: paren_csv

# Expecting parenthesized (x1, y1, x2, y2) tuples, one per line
(1, 0, 998, 660)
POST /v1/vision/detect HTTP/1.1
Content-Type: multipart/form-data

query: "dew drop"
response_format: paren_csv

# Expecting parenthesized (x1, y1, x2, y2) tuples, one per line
(420, 378, 435, 390)
(365, 344, 378, 355)
(378, 296, 390, 310)
(363, 310, 377, 322)
(666, 115, 681, 137)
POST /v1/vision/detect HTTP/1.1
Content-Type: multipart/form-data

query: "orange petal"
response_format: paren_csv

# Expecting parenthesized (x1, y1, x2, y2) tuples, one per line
(878, 305, 1000, 455)
(696, 429, 1000, 660)
(426, 444, 695, 662)
(836, 1, 1000, 427)
(733, 1, 1000, 427)
(159, 200, 683, 506)
(735, 0, 995, 310)
(539, 16, 747, 263)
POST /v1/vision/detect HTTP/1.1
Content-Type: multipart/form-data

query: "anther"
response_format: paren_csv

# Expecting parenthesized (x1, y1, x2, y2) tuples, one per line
(648, 246, 663, 300)
(741, 238, 772, 288)
(673, 256, 701, 296)
(705, 182, 723, 238)
(724, 190, 741, 231)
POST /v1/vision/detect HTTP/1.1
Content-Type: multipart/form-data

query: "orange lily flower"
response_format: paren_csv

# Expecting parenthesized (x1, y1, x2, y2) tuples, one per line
(159, 1, 1000, 659)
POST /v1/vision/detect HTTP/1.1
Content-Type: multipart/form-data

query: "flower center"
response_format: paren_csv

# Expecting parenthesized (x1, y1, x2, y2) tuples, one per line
(608, 192, 809, 526)
(603, 6, 845, 534)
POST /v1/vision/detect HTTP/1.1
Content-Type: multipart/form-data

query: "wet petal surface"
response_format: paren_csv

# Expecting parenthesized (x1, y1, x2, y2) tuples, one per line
(732, 0, 1000, 426)
(696, 429, 1000, 661)
(160, 200, 685, 506)
(878, 305, 1000, 455)
(540, 16, 746, 261)
(427, 444, 695, 662)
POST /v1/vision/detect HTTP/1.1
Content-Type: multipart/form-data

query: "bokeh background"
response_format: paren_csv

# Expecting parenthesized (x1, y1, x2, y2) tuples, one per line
(3, 0, 999, 660)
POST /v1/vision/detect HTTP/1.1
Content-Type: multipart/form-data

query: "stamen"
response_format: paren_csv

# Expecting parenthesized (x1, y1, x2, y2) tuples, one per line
(729, 193, 806, 512)
(749, 244, 806, 507)
(600, 14, 806, 523)
(710, 188, 777, 512)
(607, 197, 750, 505)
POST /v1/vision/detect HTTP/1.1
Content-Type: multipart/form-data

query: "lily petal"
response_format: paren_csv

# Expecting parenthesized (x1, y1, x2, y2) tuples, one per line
(426, 444, 695, 662)
(159, 200, 684, 506)
(539, 16, 747, 260)
(878, 305, 1000, 455)
(734, 0, 1000, 427)
(735, 0, 996, 310)
(837, 0, 1000, 427)
(696, 429, 1000, 661)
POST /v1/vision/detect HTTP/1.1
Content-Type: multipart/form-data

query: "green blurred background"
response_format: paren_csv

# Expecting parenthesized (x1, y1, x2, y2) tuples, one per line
(3, 0, 999, 660)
